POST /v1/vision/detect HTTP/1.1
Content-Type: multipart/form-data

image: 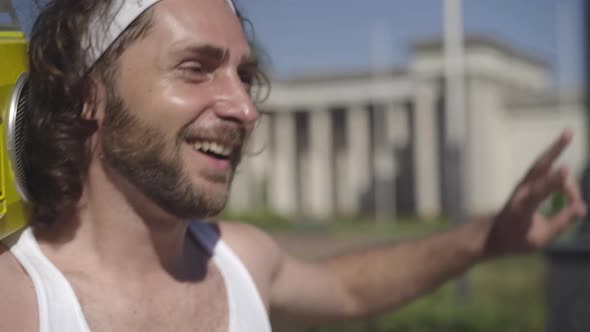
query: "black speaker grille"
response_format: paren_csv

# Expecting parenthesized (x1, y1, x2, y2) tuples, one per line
(7, 73, 31, 202)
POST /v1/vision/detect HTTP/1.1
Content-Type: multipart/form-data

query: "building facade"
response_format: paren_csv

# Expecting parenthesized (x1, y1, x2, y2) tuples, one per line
(227, 36, 588, 220)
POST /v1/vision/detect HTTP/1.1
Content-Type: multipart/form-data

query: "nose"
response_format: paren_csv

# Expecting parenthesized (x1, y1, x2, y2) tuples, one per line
(213, 73, 259, 125)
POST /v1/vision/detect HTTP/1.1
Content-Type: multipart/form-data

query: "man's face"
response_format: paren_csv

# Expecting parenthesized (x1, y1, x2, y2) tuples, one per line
(99, 0, 258, 219)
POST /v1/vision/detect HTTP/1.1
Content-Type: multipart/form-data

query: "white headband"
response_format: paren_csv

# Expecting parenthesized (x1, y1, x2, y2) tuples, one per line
(82, 0, 237, 68)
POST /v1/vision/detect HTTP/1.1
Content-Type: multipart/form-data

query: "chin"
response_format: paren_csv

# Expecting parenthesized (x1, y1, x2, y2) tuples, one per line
(158, 164, 235, 220)
(187, 176, 232, 218)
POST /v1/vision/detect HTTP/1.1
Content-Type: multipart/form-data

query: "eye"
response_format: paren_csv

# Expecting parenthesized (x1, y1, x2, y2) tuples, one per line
(180, 63, 204, 73)
(178, 61, 210, 80)
(238, 69, 255, 89)
(237, 58, 260, 92)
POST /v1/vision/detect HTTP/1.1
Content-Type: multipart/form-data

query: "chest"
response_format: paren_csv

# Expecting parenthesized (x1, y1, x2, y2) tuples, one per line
(66, 265, 229, 332)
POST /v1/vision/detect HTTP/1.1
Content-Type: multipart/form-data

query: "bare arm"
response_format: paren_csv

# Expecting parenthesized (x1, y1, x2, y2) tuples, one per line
(269, 130, 586, 327)
(270, 218, 490, 327)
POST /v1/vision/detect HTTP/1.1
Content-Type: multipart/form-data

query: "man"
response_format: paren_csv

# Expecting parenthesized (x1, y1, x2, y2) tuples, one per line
(0, 0, 586, 331)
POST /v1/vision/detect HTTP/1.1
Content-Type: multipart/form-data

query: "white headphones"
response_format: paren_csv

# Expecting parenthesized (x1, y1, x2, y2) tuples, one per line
(82, 0, 237, 68)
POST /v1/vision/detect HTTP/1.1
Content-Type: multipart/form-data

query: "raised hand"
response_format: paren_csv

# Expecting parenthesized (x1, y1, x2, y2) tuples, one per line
(484, 130, 587, 258)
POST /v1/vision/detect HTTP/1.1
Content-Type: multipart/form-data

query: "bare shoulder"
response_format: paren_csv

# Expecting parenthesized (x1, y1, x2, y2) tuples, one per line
(217, 221, 282, 259)
(216, 221, 283, 273)
(216, 221, 284, 305)
(0, 241, 38, 331)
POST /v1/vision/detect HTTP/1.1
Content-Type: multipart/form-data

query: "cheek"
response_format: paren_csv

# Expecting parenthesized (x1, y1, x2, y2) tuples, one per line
(118, 70, 212, 126)
(122, 84, 210, 138)
(150, 80, 213, 120)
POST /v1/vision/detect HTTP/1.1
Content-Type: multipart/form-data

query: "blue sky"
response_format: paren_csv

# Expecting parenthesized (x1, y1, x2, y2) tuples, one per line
(7, 0, 586, 87)
(238, 0, 585, 87)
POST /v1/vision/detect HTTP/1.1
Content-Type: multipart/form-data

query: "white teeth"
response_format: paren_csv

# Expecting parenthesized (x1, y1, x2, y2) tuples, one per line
(192, 140, 232, 157)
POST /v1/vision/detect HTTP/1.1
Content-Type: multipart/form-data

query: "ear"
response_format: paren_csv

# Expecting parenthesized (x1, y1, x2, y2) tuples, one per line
(81, 75, 108, 156)
(80, 100, 95, 121)
(81, 75, 106, 124)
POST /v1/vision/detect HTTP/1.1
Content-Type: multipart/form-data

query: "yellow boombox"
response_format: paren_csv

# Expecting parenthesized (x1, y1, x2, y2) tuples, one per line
(0, 28, 32, 239)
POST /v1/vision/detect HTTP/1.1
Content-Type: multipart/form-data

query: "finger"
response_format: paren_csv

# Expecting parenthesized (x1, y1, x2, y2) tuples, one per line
(521, 166, 568, 212)
(562, 175, 587, 215)
(523, 130, 572, 182)
(541, 205, 584, 243)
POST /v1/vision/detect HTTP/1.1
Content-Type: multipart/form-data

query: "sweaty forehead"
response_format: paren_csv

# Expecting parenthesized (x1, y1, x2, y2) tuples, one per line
(149, 0, 250, 55)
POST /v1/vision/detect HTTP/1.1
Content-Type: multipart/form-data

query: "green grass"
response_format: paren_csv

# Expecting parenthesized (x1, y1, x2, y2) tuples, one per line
(220, 208, 292, 230)
(322, 216, 452, 238)
(222, 208, 451, 237)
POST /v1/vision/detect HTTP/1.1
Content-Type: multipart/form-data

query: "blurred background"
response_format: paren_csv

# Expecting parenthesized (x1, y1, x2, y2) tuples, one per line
(227, 1, 589, 331)
(228, 0, 587, 224)
(3, 0, 590, 331)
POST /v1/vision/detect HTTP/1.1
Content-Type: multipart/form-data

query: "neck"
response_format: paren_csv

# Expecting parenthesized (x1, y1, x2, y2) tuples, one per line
(35, 158, 207, 282)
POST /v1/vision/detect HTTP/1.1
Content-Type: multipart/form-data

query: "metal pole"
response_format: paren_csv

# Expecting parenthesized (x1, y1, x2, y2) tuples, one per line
(557, 0, 574, 114)
(443, 0, 469, 299)
(444, 0, 466, 146)
(2, 0, 18, 25)
(581, 0, 590, 234)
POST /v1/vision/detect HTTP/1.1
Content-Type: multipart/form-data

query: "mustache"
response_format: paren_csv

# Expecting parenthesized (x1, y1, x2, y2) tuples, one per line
(178, 123, 248, 149)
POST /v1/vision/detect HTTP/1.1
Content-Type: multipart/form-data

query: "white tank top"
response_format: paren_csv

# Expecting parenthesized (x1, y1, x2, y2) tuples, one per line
(5, 222, 272, 332)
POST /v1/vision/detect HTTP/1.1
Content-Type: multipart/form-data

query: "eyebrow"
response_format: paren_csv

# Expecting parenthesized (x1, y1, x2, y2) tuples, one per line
(176, 44, 257, 68)
(180, 44, 227, 61)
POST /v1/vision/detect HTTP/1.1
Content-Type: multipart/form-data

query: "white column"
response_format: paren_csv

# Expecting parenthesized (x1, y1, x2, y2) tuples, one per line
(270, 111, 298, 215)
(413, 83, 441, 219)
(466, 78, 503, 214)
(374, 102, 398, 221)
(249, 115, 272, 207)
(345, 104, 372, 214)
(228, 114, 273, 212)
(387, 103, 410, 149)
(227, 160, 252, 212)
(308, 107, 334, 218)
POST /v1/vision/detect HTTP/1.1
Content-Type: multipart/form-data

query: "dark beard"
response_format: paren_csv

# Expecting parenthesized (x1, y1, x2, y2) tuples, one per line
(100, 91, 233, 220)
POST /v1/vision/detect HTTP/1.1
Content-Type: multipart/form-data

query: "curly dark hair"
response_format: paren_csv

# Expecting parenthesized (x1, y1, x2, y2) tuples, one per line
(26, 0, 268, 224)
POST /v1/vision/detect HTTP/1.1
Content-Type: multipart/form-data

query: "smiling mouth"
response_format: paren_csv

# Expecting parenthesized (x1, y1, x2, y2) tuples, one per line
(190, 139, 234, 160)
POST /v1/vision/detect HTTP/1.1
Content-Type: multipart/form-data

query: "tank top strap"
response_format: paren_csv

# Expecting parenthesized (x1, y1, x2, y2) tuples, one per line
(6, 228, 91, 332)
(188, 220, 220, 254)
(5, 223, 271, 332)
(189, 221, 272, 332)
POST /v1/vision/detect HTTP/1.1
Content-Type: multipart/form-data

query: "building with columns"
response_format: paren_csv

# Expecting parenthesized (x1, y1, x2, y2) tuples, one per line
(227, 36, 588, 220)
